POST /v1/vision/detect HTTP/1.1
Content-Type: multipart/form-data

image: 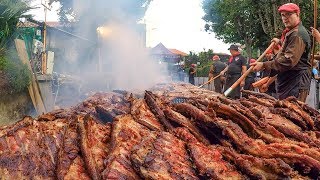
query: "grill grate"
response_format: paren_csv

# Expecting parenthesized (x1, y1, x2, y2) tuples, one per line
(171, 97, 188, 104)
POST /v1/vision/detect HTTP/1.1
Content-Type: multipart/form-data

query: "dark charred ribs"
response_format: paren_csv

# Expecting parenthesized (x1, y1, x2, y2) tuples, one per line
(1, 84, 320, 179)
(241, 89, 277, 101)
(102, 114, 151, 179)
(241, 100, 320, 148)
(276, 99, 315, 130)
(144, 91, 174, 132)
(163, 107, 209, 145)
(0, 117, 68, 179)
(175, 127, 245, 179)
(207, 101, 286, 143)
(130, 99, 164, 131)
(270, 107, 308, 130)
(218, 146, 294, 179)
(247, 95, 274, 107)
(57, 118, 90, 179)
(0, 116, 34, 137)
(131, 131, 198, 179)
(78, 115, 112, 179)
(212, 119, 320, 176)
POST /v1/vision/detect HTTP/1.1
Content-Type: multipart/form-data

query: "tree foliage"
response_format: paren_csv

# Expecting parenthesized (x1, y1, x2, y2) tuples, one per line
(185, 49, 230, 77)
(0, 0, 31, 55)
(203, 0, 320, 57)
(0, 0, 32, 93)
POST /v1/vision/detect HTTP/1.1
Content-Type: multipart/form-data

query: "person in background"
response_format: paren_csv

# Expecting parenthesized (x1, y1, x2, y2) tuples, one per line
(312, 61, 320, 80)
(244, 59, 257, 91)
(177, 64, 185, 82)
(311, 27, 320, 43)
(251, 3, 311, 102)
(306, 60, 320, 108)
(208, 55, 227, 93)
(220, 44, 247, 99)
(189, 64, 196, 85)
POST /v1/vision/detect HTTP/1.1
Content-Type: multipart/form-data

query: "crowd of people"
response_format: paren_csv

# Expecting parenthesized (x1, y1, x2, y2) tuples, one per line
(194, 3, 320, 109)
(180, 3, 320, 108)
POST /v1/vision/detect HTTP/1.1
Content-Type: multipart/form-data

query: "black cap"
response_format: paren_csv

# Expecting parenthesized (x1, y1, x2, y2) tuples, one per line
(228, 44, 239, 51)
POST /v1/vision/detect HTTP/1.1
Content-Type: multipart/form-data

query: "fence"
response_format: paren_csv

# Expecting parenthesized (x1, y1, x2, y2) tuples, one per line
(182, 77, 215, 91)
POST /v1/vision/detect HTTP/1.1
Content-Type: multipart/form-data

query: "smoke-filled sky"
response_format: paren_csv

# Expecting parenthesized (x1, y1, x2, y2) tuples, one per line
(28, 0, 230, 54)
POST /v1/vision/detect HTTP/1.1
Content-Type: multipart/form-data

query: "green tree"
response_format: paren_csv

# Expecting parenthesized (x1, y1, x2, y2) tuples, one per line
(203, 0, 262, 59)
(0, 0, 31, 55)
(186, 49, 222, 77)
(0, 0, 32, 93)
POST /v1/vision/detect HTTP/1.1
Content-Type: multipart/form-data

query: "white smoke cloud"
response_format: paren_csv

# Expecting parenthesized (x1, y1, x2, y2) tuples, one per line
(52, 0, 170, 107)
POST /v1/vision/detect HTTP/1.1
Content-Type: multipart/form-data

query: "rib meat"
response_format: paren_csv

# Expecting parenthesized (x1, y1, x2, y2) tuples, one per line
(57, 118, 90, 179)
(102, 114, 151, 179)
(212, 119, 320, 176)
(130, 99, 163, 131)
(131, 131, 198, 179)
(78, 115, 112, 179)
(276, 99, 315, 130)
(144, 91, 174, 132)
(218, 146, 294, 179)
(163, 107, 209, 145)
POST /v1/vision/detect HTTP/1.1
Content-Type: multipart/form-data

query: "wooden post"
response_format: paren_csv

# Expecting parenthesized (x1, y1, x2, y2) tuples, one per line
(15, 39, 46, 115)
(42, 6, 47, 74)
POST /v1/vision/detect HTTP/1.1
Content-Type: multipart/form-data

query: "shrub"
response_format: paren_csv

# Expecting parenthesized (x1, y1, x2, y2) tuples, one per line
(0, 53, 31, 93)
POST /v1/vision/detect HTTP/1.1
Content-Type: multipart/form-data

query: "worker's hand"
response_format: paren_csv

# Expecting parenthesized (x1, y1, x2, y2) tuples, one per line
(311, 27, 320, 43)
(260, 83, 269, 93)
(240, 81, 245, 87)
(271, 38, 280, 45)
(250, 62, 264, 72)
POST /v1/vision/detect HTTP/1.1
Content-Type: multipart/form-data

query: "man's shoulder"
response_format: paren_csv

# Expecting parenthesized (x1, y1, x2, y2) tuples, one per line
(288, 24, 310, 43)
(236, 54, 246, 61)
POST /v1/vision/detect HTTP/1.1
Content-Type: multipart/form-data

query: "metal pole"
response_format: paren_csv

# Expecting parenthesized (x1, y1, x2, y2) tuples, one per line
(42, 5, 47, 74)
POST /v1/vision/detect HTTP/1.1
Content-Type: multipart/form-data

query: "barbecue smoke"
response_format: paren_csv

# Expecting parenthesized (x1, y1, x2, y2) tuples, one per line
(53, 0, 169, 107)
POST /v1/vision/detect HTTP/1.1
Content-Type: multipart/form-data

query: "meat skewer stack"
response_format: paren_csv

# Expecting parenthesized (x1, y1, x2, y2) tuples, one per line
(0, 83, 319, 179)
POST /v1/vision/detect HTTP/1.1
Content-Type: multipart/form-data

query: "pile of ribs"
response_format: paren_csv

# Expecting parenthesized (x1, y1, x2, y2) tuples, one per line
(0, 82, 320, 179)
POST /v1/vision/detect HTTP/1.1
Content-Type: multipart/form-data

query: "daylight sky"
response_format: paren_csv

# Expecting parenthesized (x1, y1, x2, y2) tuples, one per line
(28, 0, 230, 54)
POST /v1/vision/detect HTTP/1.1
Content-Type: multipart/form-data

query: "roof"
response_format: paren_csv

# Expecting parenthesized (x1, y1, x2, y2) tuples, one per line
(17, 21, 38, 28)
(17, 20, 73, 28)
(169, 49, 188, 56)
(150, 43, 176, 56)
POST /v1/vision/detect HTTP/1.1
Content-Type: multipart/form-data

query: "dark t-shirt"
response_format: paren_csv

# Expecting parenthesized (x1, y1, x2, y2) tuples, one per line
(227, 54, 246, 75)
(212, 61, 227, 75)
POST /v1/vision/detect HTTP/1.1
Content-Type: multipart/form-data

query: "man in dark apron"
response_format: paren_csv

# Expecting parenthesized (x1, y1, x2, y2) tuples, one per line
(209, 55, 227, 93)
(251, 3, 311, 102)
(220, 45, 247, 99)
(189, 64, 196, 85)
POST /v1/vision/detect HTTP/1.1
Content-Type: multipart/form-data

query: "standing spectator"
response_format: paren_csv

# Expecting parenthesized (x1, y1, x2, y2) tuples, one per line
(220, 45, 247, 99)
(251, 3, 311, 102)
(209, 55, 227, 93)
(244, 59, 257, 91)
(306, 60, 320, 108)
(177, 64, 185, 82)
(189, 64, 196, 85)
